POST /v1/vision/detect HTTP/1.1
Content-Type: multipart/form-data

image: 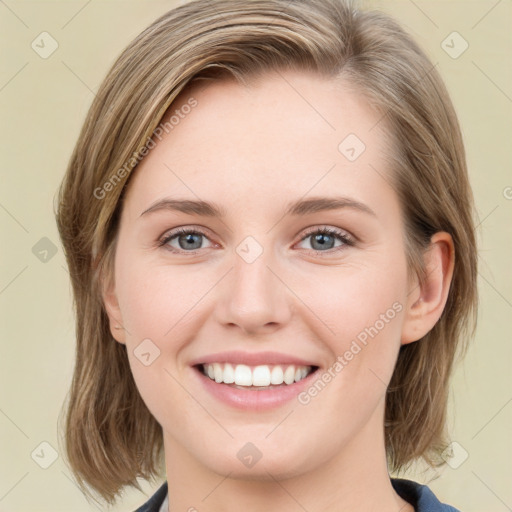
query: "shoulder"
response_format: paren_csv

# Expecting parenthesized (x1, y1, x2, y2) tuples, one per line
(133, 481, 168, 512)
(391, 478, 462, 512)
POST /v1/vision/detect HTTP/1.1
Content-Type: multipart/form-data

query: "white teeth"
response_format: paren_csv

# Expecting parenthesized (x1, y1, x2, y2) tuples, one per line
(283, 366, 295, 385)
(252, 365, 271, 386)
(223, 363, 235, 384)
(201, 363, 313, 387)
(270, 366, 284, 385)
(234, 364, 252, 386)
(213, 363, 223, 383)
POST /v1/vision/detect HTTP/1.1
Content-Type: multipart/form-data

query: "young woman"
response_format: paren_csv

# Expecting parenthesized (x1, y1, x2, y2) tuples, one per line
(55, 1, 477, 511)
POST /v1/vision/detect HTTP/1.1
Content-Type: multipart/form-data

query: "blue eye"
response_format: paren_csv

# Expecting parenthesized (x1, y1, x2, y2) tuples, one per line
(158, 226, 354, 255)
(297, 227, 354, 254)
(159, 228, 213, 253)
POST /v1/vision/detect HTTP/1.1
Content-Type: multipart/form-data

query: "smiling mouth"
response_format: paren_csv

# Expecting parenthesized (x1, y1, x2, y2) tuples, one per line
(194, 363, 320, 390)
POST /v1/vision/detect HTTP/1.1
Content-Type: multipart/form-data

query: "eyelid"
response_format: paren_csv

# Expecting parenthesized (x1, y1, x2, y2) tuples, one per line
(157, 225, 217, 252)
(294, 225, 355, 255)
(299, 225, 353, 242)
(158, 224, 355, 254)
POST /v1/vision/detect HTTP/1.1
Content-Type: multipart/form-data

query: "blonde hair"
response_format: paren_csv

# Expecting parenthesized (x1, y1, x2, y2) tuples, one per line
(55, 0, 478, 505)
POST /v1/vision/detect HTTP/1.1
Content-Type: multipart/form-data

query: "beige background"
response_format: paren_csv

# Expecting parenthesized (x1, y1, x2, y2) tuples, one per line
(1, 0, 510, 510)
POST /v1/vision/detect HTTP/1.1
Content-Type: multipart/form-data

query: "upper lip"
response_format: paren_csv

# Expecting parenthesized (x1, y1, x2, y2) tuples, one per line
(190, 351, 319, 368)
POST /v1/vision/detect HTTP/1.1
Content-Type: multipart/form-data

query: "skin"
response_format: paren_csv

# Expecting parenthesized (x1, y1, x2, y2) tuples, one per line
(103, 70, 454, 512)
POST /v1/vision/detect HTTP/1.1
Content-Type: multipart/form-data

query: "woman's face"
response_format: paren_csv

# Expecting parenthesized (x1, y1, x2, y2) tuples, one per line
(105, 70, 419, 479)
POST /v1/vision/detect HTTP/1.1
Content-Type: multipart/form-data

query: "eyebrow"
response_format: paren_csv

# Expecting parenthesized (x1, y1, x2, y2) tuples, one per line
(139, 196, 377, 218)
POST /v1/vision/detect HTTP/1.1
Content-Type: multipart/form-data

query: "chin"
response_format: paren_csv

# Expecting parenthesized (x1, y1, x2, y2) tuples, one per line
(200, 446, 315, 482)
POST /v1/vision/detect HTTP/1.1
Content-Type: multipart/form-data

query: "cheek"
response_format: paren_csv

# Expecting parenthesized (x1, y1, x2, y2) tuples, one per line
(116, 259, 199, 342)
(113, 259, 213, 408)
(115, 261, 193, 421)
(316, 259, 405, 331)
(296, 272, 406, 435)
(306, 252, 407, 379)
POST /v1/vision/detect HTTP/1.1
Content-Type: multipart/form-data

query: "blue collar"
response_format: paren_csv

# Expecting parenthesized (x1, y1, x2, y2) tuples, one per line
(135, 478, 462, 512)
(391, 478, 461, 511)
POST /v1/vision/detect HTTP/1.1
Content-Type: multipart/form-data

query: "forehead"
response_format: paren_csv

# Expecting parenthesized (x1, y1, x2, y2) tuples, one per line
(168, 70, 384, 152)
(122, 70, 394, 220)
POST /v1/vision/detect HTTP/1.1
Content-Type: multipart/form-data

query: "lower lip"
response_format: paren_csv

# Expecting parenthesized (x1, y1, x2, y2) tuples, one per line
(192, 366, 319, 411)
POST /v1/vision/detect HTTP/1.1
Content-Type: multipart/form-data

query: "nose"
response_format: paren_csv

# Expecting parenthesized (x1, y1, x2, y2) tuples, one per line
(213, 247, 292, 335)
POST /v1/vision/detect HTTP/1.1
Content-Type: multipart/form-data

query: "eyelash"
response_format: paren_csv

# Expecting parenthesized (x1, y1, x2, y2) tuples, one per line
(157, 226, 355, 256)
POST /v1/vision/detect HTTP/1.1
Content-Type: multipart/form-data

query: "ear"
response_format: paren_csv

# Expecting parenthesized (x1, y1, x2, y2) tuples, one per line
(401, 232, 455, 345)
(101, 271, 126, 345)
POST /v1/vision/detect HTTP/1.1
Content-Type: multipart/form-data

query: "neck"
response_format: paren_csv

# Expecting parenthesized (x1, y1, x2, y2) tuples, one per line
(162, 402, 414, 512)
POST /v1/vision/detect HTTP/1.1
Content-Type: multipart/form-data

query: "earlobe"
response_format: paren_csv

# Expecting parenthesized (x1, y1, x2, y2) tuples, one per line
(401, 232, 455, 345)
(101, 275, 127, 345)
